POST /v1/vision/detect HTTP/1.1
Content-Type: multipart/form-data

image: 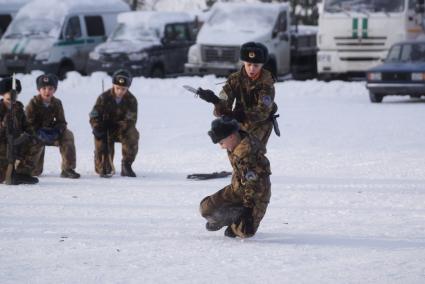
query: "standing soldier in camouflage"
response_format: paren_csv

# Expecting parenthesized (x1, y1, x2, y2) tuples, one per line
(89, 69, 139, 178)
(200, 117, 271, 238)
(26, 74, 80, 179)
(197, 42, 278, 147)
(0, 77, 38, 184)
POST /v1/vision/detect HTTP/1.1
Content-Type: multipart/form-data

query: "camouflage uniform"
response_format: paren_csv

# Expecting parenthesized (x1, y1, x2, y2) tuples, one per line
(89, 89, 139, 174)
(0, 100, 35, 182)
(25, 95, 77, 175)
(214, 67, 277, 147)
(200, 132, 271, 238)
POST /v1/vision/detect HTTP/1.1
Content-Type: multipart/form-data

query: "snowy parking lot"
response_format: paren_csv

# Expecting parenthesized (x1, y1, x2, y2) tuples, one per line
(1, 72, 425, 283)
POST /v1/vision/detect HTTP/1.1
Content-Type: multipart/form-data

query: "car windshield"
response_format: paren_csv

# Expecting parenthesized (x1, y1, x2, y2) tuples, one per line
(4, 17, 60, 38)
(324, 0, 405, 13)
(386, 43, 425, 62)
(109, 23, 159, 42)
(207, 6, 278, 32)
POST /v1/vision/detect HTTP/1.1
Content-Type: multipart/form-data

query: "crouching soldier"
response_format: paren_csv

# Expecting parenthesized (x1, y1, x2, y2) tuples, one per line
(200, 117, 271, 238)
(26, 74, 80, 179)
(0, 77, 38, 184)
(89, 69, 139, 178)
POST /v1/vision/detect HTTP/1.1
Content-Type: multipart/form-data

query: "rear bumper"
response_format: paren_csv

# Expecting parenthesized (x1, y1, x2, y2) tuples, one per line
(366, 82, 425, 95)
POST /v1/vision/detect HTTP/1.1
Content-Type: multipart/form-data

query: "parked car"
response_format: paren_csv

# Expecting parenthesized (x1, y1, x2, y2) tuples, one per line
(366, 40, 425, 103)
(86, 11, 197, 77)
(0, 0, 129, 78)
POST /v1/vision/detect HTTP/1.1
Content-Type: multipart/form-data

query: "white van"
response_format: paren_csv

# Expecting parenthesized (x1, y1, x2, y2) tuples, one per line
(0, 0, 129, 78)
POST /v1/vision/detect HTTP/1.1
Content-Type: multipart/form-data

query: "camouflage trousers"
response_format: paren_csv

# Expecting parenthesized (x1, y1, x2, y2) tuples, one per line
(242, 122, 273, 148)
(200, 176, 271, 238)
(29, 129, 77, 176)
(94, 126, 139, 174)
(0, 140, 36, 183)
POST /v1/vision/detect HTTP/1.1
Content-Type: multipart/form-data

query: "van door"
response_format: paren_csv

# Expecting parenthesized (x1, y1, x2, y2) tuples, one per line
(59, 15, 84, 73)
(83, 15, 106, 71)
(163, 23, 193, 74)
(273, 11, 290, 75)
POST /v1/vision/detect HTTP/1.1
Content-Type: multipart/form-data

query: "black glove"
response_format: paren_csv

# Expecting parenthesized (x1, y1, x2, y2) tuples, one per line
(37, 127, 60, 145)
(92, 126, 106, 139)
(241, 207, 255, 236)
(232, 109, 246, 122)
(198, 88, 220, 104)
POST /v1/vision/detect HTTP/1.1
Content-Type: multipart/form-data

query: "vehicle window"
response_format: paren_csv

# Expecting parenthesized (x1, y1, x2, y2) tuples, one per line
(85, 16, 105, 37)
(64, 16, 82, 39)
(165, 23, 189, 42)
(406, 43, 425, 61)
(386, 45, 401, 62)
(0, 14, 12, 37)
(276, 12, 287, 32)
(324, 0, 404, 13)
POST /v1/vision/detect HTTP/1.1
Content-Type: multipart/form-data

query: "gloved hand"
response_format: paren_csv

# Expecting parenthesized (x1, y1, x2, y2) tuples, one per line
(198, 88, 220, 104)
(241, 206, 255, 236)
(232, 109, 246, 122)
(92, 126, 106, 139)
(37, 127, 60, 145)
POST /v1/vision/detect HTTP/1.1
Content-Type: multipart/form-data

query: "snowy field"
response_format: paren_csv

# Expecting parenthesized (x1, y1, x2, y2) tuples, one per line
(1, 72, 425, 283)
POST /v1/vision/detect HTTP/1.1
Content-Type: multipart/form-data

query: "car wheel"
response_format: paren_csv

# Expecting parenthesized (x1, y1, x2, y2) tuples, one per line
(58, 63, 74, 80)
(410, 95, 421, 99)
(369, 91, 384, 103)
(150, 66, 164, 78)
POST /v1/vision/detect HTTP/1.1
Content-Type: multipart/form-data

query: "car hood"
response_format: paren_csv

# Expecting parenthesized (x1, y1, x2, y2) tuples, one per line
(368, 62, 425, 72)
(94, 39, 159, 54)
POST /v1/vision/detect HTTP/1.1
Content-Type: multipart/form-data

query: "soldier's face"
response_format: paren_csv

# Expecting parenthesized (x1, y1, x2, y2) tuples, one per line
(113, 85, 128, 98)
(39, 86, 56, 103)
(2, 92, 11, 107)
(243, 62, 263, 79)
(219, 133, 238, 151)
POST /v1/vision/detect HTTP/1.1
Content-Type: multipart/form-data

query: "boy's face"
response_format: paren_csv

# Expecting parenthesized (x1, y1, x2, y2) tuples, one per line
(219, 133, 238, 152)
(243, 62, 263, 79)
(113, 84, 128, 99)
(39, 86, 56, 103)
(2, 92, 11, 107)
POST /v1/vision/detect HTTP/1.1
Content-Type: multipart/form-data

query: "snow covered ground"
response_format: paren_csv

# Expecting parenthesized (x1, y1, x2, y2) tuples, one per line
(1, 72, 425, 283)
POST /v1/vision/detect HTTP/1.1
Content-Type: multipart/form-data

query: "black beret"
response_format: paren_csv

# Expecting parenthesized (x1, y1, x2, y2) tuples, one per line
(0, 77, 22, 95)
(240, 41, 269, 64)
(36, 74, 58, 90)
(112, 69, 132, 87)
(208, 116, 239, 144)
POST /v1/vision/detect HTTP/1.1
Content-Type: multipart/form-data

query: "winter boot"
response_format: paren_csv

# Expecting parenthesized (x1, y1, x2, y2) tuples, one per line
(60, 169, 81, 179)
(121, 162, 136, 177)
(224, 226, 237, 238)
(205, 222, 223, 231)
(13, 173, 39, 185)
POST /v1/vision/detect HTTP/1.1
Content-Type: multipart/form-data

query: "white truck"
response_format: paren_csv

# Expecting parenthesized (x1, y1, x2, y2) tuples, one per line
(184, 2, 317, 79)
(0, 0, 129, 78)
(317, 0, 425, 79)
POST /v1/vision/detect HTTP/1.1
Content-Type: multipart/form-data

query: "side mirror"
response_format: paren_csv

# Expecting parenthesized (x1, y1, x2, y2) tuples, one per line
(272, 29, 278, 39)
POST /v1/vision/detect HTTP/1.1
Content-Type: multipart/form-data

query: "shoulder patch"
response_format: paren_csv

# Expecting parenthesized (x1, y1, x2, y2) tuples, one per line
(245, 170, 257, 181)
(219, 89, 228, 100)
(89, 109, 99, 118)
(262, 95, 272, 107)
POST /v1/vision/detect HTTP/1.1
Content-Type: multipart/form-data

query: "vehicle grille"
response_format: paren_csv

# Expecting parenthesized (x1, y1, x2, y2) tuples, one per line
(101, 53, 129, 62)
(382, 72, 411, 81)
(202, 45, 239, 63)
(335, 36, 386, 61)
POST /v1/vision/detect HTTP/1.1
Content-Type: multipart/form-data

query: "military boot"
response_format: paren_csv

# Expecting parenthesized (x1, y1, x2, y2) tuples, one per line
(224, 226, 237, 238)
(121, 162, 136, 177)
(60, 169, 81, 179)
(205, 222, 223, 231)
(13, 173, 39, 185)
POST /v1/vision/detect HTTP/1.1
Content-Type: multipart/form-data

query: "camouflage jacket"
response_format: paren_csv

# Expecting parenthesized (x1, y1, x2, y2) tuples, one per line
(229, 131, 271, 208)
(89, 89, 138, 131)
(214, 67, 277, 132)
(0, 100, 28, 142)
(26, 95, 67, 134)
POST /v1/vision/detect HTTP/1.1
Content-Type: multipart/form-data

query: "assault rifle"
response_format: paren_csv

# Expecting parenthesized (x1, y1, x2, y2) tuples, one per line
(5, 74, 18, 185)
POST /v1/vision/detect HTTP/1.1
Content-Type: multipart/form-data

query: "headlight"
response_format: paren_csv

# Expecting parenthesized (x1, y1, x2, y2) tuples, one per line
(188, 44, 201, 64)
(128, 52, 148, 61)
(411, 72, 425, 81)
(35, 50, 49, 61)
(317, 53, 331, 63)
(367, 72, 382, 81)
(89, 51, 101, 60)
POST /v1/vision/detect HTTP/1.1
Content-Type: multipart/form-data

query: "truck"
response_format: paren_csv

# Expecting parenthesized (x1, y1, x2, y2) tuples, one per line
(184, 2, 317, 80)
(86, 11, 197, 77)
(0, 0, 129, 78)
(317, 0, 425, 79)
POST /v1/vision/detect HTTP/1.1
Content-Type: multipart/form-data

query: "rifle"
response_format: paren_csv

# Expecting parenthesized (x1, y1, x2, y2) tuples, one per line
(187, 171, 232, 180)
(100, 80, 114, 177)
(5, 74, 18, 185)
